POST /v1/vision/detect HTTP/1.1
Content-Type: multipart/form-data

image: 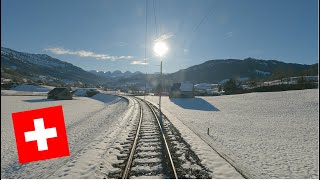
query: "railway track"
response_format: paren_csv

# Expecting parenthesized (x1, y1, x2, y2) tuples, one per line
(97, 96, 212, 179)
(121, 97, 178, 179)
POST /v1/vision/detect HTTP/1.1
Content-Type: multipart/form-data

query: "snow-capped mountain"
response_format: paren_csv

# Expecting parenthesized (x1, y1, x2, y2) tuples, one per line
(1, 47, 105, 84)
(1, 47, 67, 68)
(89, 70, 143, 78)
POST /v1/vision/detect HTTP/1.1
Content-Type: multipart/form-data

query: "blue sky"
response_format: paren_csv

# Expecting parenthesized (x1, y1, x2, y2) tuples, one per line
(1, 0, 318, 73)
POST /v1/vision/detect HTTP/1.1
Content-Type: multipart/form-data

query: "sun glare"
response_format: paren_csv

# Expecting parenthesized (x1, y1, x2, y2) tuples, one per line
(153, 41, 168, 57)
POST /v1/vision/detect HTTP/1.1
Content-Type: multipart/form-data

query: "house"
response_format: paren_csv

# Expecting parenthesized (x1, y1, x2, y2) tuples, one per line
(169, 82, 194, 98)
(194, 83, 221, 95)
(72, 88, 99, 97)
(2, 78, 12, 84)
(48, 87, 73, 100)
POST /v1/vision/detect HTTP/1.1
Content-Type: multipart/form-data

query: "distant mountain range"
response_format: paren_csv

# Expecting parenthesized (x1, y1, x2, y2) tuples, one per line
(1, 47, 105, 85)
(1, 47, 318, 88)
(89, 70, 143, 78)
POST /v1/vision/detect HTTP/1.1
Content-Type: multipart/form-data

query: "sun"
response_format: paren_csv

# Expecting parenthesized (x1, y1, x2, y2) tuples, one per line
(153, 41, 169, 57)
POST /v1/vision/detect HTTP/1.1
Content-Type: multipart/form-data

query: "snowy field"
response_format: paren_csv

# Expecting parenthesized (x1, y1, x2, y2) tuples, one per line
(1, 93, 130, 178)
(1, 85, 55, 96)
(142, 89, 319, 178)
(10, 84, 55, 92)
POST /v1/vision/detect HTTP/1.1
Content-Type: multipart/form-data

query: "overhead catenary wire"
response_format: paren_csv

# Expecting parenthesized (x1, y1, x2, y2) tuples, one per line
(153, 0, 159, 37)
(144, 0, 148, 99)
(191, 5, 215, 35)
(181, 3, 216, 52)
(168, 2, 215, 72)
(172, 10, 188, 70)
(157, 0, 161, 36)
(149, 1, 215, 73)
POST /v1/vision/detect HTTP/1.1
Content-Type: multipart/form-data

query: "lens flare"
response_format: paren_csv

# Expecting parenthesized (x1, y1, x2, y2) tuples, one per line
(153, 41, 168, 57)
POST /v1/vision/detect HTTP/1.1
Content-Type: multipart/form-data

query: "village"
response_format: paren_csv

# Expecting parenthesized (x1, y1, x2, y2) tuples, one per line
(1, 74, 318, 99)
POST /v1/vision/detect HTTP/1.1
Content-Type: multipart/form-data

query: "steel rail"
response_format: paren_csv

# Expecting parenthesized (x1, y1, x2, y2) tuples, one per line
(121, 97, 178, 179)
(143, 99, 178, 179)
(121, 99, 143, 179)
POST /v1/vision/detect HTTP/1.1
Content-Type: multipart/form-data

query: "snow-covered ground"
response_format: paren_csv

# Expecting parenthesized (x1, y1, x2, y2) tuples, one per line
(1, 90, 48, 96)
(10, 84, 55, 92)
(1, 85, 55, 96)
(1, 93, 130, 178)
(141, 89, 319, 178)
(91, 93, 122, 104)
(2, 89, 318, 178)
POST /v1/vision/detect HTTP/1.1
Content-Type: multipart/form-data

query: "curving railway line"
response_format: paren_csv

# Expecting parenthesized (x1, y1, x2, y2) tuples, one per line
(99, 95, 212, 179)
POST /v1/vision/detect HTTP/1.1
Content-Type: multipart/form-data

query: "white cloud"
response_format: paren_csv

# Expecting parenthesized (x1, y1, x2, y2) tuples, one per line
(45, 47, 71, 55)
(131, 60, 148, 65)
(44, 47, 134, 61)
(154, 33, 174, 42)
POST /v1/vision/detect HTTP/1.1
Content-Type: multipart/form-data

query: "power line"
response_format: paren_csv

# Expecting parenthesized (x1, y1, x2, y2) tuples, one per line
(153, 0, 158, 37)
(157, 0, 161, 36)
(172, 11, 188, 70)
(192, 5, 215, 34)
(182, 3, 216, 51)
(145, 0, 148, 65)
(144, 0, 148, 99)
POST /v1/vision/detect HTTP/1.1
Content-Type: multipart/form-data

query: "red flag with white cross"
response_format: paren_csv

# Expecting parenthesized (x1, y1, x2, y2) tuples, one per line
(12, 105, 70, 164)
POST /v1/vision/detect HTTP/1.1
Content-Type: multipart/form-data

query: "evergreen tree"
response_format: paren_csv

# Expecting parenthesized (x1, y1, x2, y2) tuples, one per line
(223, 79, 240, 94)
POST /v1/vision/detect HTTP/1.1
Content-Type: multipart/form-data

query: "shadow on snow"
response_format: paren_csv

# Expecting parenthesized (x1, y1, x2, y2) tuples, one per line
(23, 99, 55, 103)
(169, 97, 219, 111)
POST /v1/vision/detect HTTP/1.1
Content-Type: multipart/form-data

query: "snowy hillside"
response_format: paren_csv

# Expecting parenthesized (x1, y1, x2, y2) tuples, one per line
(1, 47, 105, 84)
(2, 47, 71, 68)
(142, 89, 319, 178)
(169, 58, 317, 83)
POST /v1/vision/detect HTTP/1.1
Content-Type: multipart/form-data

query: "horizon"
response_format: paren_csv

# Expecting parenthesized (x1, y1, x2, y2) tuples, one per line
(1, 0, 318, 73)
(1, 45, 317, 74)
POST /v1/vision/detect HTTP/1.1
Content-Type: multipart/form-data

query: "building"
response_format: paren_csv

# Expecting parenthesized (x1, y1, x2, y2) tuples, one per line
(72, 88, 99, 97)
(169, 82, 194, 98)
(48, 87, 73, 100)
(194, 83, 220, 95)
(264, 76, 319, 86)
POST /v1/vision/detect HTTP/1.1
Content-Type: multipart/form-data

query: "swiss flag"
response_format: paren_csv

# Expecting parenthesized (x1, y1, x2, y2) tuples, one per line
(12, 105, 70, 164)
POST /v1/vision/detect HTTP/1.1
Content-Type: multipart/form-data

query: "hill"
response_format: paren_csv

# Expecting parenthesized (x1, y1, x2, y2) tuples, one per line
(168, 57, 318, 83)
(1, 47, 106, 86)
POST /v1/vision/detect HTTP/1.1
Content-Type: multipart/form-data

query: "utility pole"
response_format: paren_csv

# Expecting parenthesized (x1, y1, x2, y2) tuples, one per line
(153, 40, 168, 126)
(159, 60, 162, 125)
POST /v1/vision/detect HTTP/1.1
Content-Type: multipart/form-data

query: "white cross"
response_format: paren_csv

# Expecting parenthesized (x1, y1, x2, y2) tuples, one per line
(24, 118, 57, 151)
